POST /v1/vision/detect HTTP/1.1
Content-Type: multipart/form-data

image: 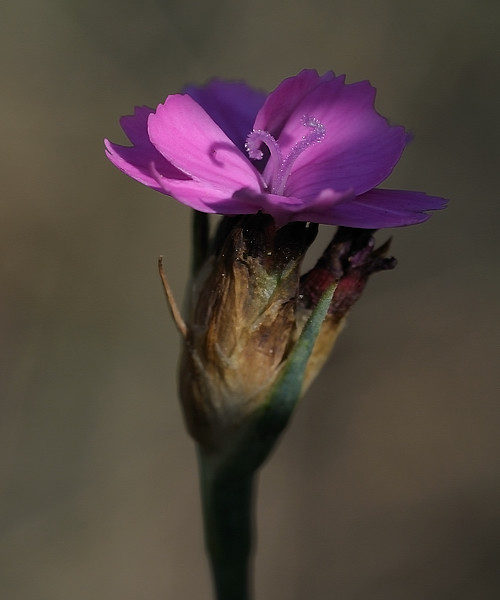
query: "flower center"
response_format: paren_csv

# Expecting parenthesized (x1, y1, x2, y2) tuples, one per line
(245, 116, 326, 196)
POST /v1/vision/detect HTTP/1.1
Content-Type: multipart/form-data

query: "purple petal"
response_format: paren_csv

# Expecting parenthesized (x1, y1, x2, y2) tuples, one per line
(104, 106, 188, 191)
(281, 78, 408, 197)
(254, 69, 338, 137)
(150, 169, 260, 213)
(204, 188, 354, 228)
(147, 94, 263, 202)
(185, 80, 266, 152)
(284, 188, 356, 225)
(210, 189, 308, 227)
(118, 105, 154, 146)
(316, 188, 448, 228)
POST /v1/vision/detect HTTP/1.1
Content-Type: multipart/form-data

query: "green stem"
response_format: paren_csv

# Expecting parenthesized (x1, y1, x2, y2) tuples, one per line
(198, 450, 255, 600)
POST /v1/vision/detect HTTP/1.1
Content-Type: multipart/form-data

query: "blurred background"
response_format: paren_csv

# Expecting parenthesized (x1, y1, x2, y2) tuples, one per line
(1, 0, 499, 598)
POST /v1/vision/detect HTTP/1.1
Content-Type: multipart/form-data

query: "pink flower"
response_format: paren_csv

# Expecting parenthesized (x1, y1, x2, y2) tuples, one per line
(105, 69, 446, 228)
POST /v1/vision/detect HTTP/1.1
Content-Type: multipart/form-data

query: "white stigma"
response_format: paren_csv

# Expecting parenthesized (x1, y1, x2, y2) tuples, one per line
(245, 115, 326, 195)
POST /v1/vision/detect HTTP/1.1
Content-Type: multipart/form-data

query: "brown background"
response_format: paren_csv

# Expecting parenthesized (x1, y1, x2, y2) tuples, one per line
(2, 0, 499, 598)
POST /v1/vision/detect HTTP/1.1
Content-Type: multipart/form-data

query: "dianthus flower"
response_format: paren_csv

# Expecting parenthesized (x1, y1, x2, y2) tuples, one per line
(105, 70, 448, 600)
(105, 69, 446, 228)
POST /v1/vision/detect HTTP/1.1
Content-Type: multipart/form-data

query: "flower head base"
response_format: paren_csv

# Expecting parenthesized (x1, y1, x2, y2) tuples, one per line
(105, 69, 447, 228)
(177, 214, 397, 457)
(179, 214, 318, 452)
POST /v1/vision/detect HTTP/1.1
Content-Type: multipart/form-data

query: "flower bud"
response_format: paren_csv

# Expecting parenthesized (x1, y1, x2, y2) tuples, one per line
(299, 227, 397, 389)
